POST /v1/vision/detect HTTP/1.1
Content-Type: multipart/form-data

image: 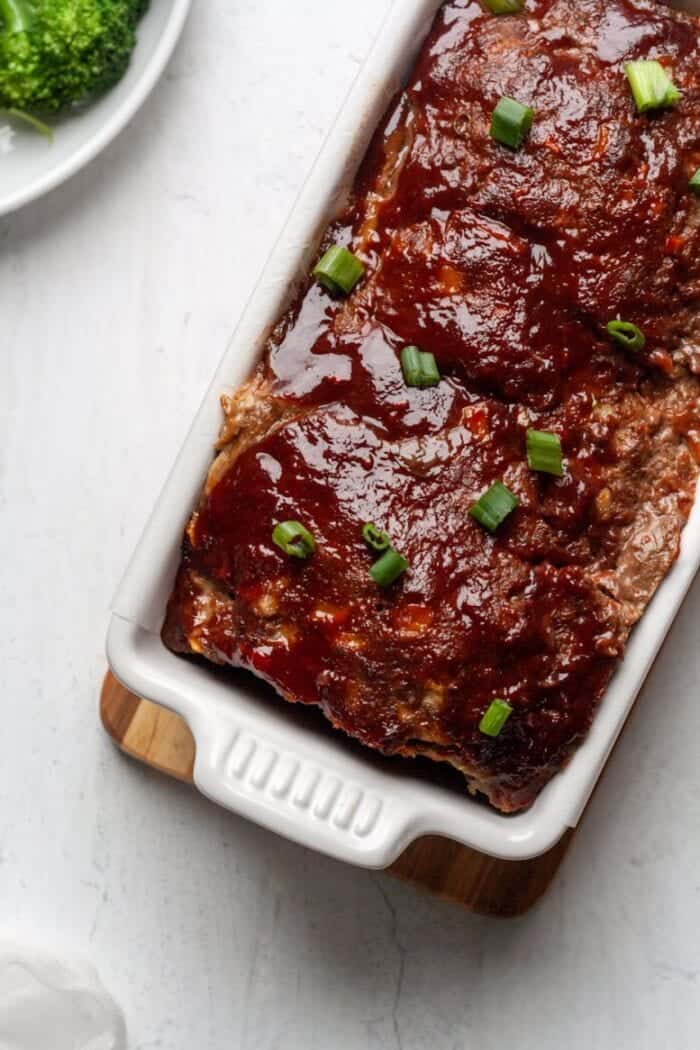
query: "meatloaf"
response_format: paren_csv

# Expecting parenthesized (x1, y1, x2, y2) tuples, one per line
(163, 0, 700, 812)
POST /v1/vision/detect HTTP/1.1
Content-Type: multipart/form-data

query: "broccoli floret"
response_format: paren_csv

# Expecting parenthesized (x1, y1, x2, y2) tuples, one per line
(0, 0, 149, 114)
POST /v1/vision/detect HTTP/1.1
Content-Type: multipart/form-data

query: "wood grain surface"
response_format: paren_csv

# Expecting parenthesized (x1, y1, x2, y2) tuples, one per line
(101, 672, 574, 917)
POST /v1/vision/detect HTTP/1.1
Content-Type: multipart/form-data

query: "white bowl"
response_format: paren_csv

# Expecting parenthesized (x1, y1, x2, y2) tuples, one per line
(0, 0, 191, 217)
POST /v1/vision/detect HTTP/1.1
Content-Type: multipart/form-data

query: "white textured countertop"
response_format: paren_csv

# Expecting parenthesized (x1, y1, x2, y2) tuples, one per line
(2, 3, 699, 1047)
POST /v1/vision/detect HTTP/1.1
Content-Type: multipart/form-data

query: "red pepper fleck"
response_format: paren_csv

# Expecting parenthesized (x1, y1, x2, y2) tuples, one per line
(664, 235, 685, 255)
(649, 349, 674, 376)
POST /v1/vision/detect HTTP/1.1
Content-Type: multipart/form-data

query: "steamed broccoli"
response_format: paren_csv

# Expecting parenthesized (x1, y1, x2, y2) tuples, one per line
(0, 0, 148, 114)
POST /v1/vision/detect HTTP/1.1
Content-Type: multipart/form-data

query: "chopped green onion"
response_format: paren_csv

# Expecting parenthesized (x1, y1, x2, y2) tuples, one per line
(690, 170, 700, 195)
(313, 245, 365, 296)
(490, 96, 534, 149)
(362, 522, 391, 552)
(469, 481, 519, 533)
(606, 319, 646, 352)
(483, 0, 523, 11)
(272, 521, 316, 559)
(526, 429, 564, 477)
(400, 346, 441, 388)
(479, 698, 513, 738)
(370, 549, 409, 588)
(625, 60, 681, 113)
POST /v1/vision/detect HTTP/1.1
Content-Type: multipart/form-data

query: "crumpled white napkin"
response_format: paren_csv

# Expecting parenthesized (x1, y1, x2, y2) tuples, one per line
(0, 943, 126, 1050)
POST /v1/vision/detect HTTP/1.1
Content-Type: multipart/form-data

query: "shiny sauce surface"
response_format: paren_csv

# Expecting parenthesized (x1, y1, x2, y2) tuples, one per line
(167, 0, 700, 809)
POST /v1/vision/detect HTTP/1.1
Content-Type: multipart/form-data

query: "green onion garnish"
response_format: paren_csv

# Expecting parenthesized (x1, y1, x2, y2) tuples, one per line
(370, 549, 409, 588)
(313, 245, 365, 296)
(483, 0, 524, 12)
(469, 481, 519, 533)
(490, 96, 534, 149)
(479, 699, 513, 738)
(362, 522, 391, 552)
(272, 521, 316, 559)
(625, 60, 681, 113)
(606, 320, 646, 352)
(526, 429, 564, 477)
(690, 170, 700, 195)
(401, 346, 441, 388)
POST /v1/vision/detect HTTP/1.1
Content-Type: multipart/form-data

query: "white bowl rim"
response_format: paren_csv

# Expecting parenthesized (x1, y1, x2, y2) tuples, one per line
(0, 0, 192, 217)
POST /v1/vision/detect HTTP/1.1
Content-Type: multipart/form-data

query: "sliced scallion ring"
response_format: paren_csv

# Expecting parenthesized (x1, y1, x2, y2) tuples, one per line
(606, 320, 646, 352)
(469, 481, 519, 533)
(690, 169, 700, 196)
(490, 96, 534, 149)
(625, 60, 681, 113)
(401, 346, 441, 388)
(272, 521, 316, 559)
(479, 699, 513, 738)
(526, 429, 563, 477)
(313, 245, 365, 296)
(370, 549, 409, 588)
(362, 522, 391, 552)
(483, 0, 523, 11)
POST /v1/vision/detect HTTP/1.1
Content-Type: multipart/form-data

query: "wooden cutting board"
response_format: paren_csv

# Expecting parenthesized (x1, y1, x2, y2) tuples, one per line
(101, 671, 575, 916)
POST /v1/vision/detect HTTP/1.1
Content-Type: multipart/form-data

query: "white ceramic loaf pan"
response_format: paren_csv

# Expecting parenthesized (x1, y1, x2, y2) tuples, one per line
(108, 0, 700, 867)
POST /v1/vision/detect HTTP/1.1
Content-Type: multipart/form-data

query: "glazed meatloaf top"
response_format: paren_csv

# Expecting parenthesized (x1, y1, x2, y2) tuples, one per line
(163, 0, 700, 813)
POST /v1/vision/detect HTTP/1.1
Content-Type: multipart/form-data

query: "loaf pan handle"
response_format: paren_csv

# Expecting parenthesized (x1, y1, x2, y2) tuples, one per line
(107, 616, 420, 869)
(189, 706, 418, 870)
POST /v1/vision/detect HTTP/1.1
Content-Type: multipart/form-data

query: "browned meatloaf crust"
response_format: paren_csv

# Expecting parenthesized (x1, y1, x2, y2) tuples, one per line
(163, 0, 700, 812)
